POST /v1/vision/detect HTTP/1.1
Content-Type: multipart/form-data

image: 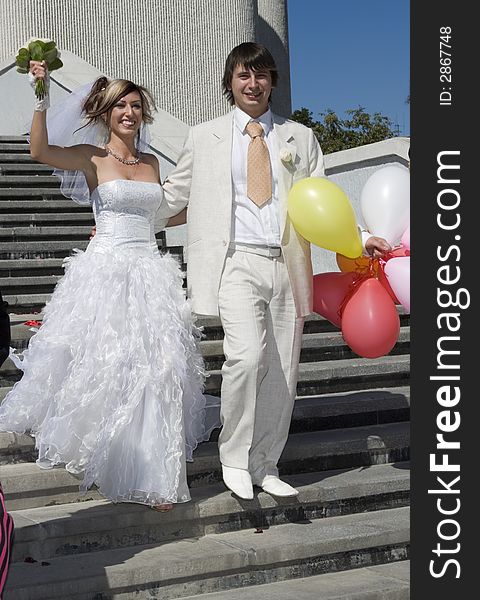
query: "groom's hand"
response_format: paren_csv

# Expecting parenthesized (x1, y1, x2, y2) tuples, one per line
(89, 225, 96, 240)
(365, 236, 392, 258)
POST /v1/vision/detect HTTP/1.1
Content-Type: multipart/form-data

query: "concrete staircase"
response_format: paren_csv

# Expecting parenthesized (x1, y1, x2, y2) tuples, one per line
(0, 136, 410, 599)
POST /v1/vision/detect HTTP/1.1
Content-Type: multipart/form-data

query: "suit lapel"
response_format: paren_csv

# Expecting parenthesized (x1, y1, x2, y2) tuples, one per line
(211, 113, 234, 215)
(273, 114, 296, 237)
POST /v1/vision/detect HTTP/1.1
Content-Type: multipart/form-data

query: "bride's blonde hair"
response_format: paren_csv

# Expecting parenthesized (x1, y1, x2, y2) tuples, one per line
(82, 76, 156, 128)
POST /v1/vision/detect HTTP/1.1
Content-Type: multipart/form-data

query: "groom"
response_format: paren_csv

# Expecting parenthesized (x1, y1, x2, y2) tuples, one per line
(162, 42, 389, 499)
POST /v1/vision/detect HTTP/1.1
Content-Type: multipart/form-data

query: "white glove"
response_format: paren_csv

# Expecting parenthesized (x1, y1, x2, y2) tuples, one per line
(28, 70, 50, 112)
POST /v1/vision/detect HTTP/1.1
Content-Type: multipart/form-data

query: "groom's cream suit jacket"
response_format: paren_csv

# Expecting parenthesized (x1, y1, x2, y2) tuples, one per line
(161, 110, 325, 317)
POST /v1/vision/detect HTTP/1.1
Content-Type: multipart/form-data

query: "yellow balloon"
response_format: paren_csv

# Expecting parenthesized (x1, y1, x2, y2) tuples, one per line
(287, 177, 362, 258)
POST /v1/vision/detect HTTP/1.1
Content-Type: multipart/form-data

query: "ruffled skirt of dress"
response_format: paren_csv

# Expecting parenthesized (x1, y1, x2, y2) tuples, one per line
(0, 246, 220, 505)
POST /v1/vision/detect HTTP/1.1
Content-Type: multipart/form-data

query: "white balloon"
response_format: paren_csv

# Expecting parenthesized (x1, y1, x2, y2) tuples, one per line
(360, 166, 410, 245)
(384, 256, 410, 312)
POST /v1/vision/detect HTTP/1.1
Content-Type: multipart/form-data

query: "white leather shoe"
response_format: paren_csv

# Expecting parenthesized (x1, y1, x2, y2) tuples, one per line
(222, 465, 254, 500)
(256, 475, 299, 497)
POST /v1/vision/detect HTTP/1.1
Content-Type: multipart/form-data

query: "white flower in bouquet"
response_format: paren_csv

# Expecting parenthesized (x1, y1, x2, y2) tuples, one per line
(15, 38, 63, 99)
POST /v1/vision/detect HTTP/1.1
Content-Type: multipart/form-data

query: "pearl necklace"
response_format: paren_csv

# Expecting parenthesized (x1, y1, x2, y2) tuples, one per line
(105, 146, 140, 166)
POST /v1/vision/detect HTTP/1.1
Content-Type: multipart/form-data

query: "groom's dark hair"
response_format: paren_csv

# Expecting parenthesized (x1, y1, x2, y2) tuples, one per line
(222, 42, 278, 106)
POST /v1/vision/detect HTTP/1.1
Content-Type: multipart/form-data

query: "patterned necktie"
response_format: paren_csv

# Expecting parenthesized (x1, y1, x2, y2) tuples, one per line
(245, 121, 272, 207)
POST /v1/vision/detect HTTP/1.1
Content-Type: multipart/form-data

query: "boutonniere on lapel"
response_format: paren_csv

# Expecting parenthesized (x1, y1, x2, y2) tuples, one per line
(279, 147, 294, 166)
(279, 142, 297, 173)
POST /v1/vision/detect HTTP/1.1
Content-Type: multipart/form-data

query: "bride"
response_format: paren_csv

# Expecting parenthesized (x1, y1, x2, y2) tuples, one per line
(0, 61, 218, 511)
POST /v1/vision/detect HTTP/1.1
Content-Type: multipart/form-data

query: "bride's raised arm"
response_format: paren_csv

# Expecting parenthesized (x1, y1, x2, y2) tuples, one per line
(29, 60, 93, 175)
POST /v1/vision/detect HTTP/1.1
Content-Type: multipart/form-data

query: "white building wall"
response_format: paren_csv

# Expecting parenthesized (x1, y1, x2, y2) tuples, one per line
(0, 0, 290, 125)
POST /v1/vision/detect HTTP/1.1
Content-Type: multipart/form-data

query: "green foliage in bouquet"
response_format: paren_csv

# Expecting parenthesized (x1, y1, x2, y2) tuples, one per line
(15, 39, 63, 99)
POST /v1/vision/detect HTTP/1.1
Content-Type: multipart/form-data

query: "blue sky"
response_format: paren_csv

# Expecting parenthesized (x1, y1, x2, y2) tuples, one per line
(287, 0, 410, 136)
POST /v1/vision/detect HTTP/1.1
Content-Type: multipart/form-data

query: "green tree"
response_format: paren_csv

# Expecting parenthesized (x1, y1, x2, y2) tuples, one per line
(290, 106, 400, 154)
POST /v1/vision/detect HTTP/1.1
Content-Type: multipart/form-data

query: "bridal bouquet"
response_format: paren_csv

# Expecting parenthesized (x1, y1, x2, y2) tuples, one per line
(15, 38, 63, 99)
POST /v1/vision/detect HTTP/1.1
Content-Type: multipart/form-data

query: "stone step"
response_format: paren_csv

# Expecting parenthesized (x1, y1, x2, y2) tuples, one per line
(0, 252, 183, 280)
(0, 341, 410, 393)
(6, 315, 409, 361)
(0, 200, 92, 213)
(0, 275, 62, 295)
(205, 354, 410, 396)
(0, 175, 60, 188)
(297, 354, 410, 395)
(4, 311, 408, 334)
(0, 187, 67, 198)
(3, 506, 409, 600)
(0, 136, 29, 143)
(2, 453, 410, 514)
(285, 386, 410, 433)
(0, 213, 94, 225)
(0, 258, 65, 278)
(8, 462, 410, 562)
(4, 313, 411, 342)
(0, 153, 39, 163)
(1, 312, 44, 325)
(0, 384, 410, 436)
(0, 293, 52, 311)
(0, 382, 410, 438)
(0, 239, 89, 260)
(0, 419, 410, 491)
(0, 226, 94, 241)
(179, 561, 410, 600)
(0, 144, 30, 153)
(2, 313, 357, 348)
(0, 163, 53, 175)
(0, 238, 174, 258)
(196, 311, 410, 341)
(1, 260, 184, 299)
(0, 341, 411, 391)
(201, 328, 410, 369)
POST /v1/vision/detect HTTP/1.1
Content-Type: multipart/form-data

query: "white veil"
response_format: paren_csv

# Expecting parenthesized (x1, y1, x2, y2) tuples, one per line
(42, 80, 152, 205)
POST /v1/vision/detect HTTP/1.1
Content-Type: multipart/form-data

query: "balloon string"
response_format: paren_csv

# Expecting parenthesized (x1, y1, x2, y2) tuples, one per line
(379, 244, 410, 267)
(368, 257, 378, 277)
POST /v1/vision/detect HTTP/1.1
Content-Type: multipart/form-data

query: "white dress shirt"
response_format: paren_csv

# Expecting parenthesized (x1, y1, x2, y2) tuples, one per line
(231, 107, 281, 246)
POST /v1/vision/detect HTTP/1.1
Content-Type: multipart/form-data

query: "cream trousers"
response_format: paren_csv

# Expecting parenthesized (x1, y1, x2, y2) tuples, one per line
(217, 246, 304, 483)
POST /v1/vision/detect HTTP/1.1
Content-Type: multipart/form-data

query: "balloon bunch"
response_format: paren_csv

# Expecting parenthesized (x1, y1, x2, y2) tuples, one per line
(288, 166, 410, 359)
(315, 233, 410, 359)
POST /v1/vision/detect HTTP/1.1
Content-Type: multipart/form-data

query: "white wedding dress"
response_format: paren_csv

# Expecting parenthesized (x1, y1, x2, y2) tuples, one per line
(0, 179, 219, 506)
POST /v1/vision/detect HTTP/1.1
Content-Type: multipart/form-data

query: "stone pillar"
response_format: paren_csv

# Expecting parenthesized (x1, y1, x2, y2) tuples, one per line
(256, 0, 291, 117)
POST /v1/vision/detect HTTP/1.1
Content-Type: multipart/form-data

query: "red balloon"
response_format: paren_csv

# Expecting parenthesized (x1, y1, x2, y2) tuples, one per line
(341, 278, 400, 358)
(377, 263, 400, 304)
(313, 271, 358, 327)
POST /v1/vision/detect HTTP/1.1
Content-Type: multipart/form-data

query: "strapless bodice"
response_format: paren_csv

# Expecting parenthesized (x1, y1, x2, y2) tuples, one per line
(89, 180, 163, 252)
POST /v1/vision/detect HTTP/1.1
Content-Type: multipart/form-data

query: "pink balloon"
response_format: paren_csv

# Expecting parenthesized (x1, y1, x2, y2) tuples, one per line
(341, 278, 400, 358)
(377, 263, 400, 304)
(384, 257, 410, 312)
(390, 246, 409, 258)
(313, 271, 358, 327)
(401, 225, 410, 251)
